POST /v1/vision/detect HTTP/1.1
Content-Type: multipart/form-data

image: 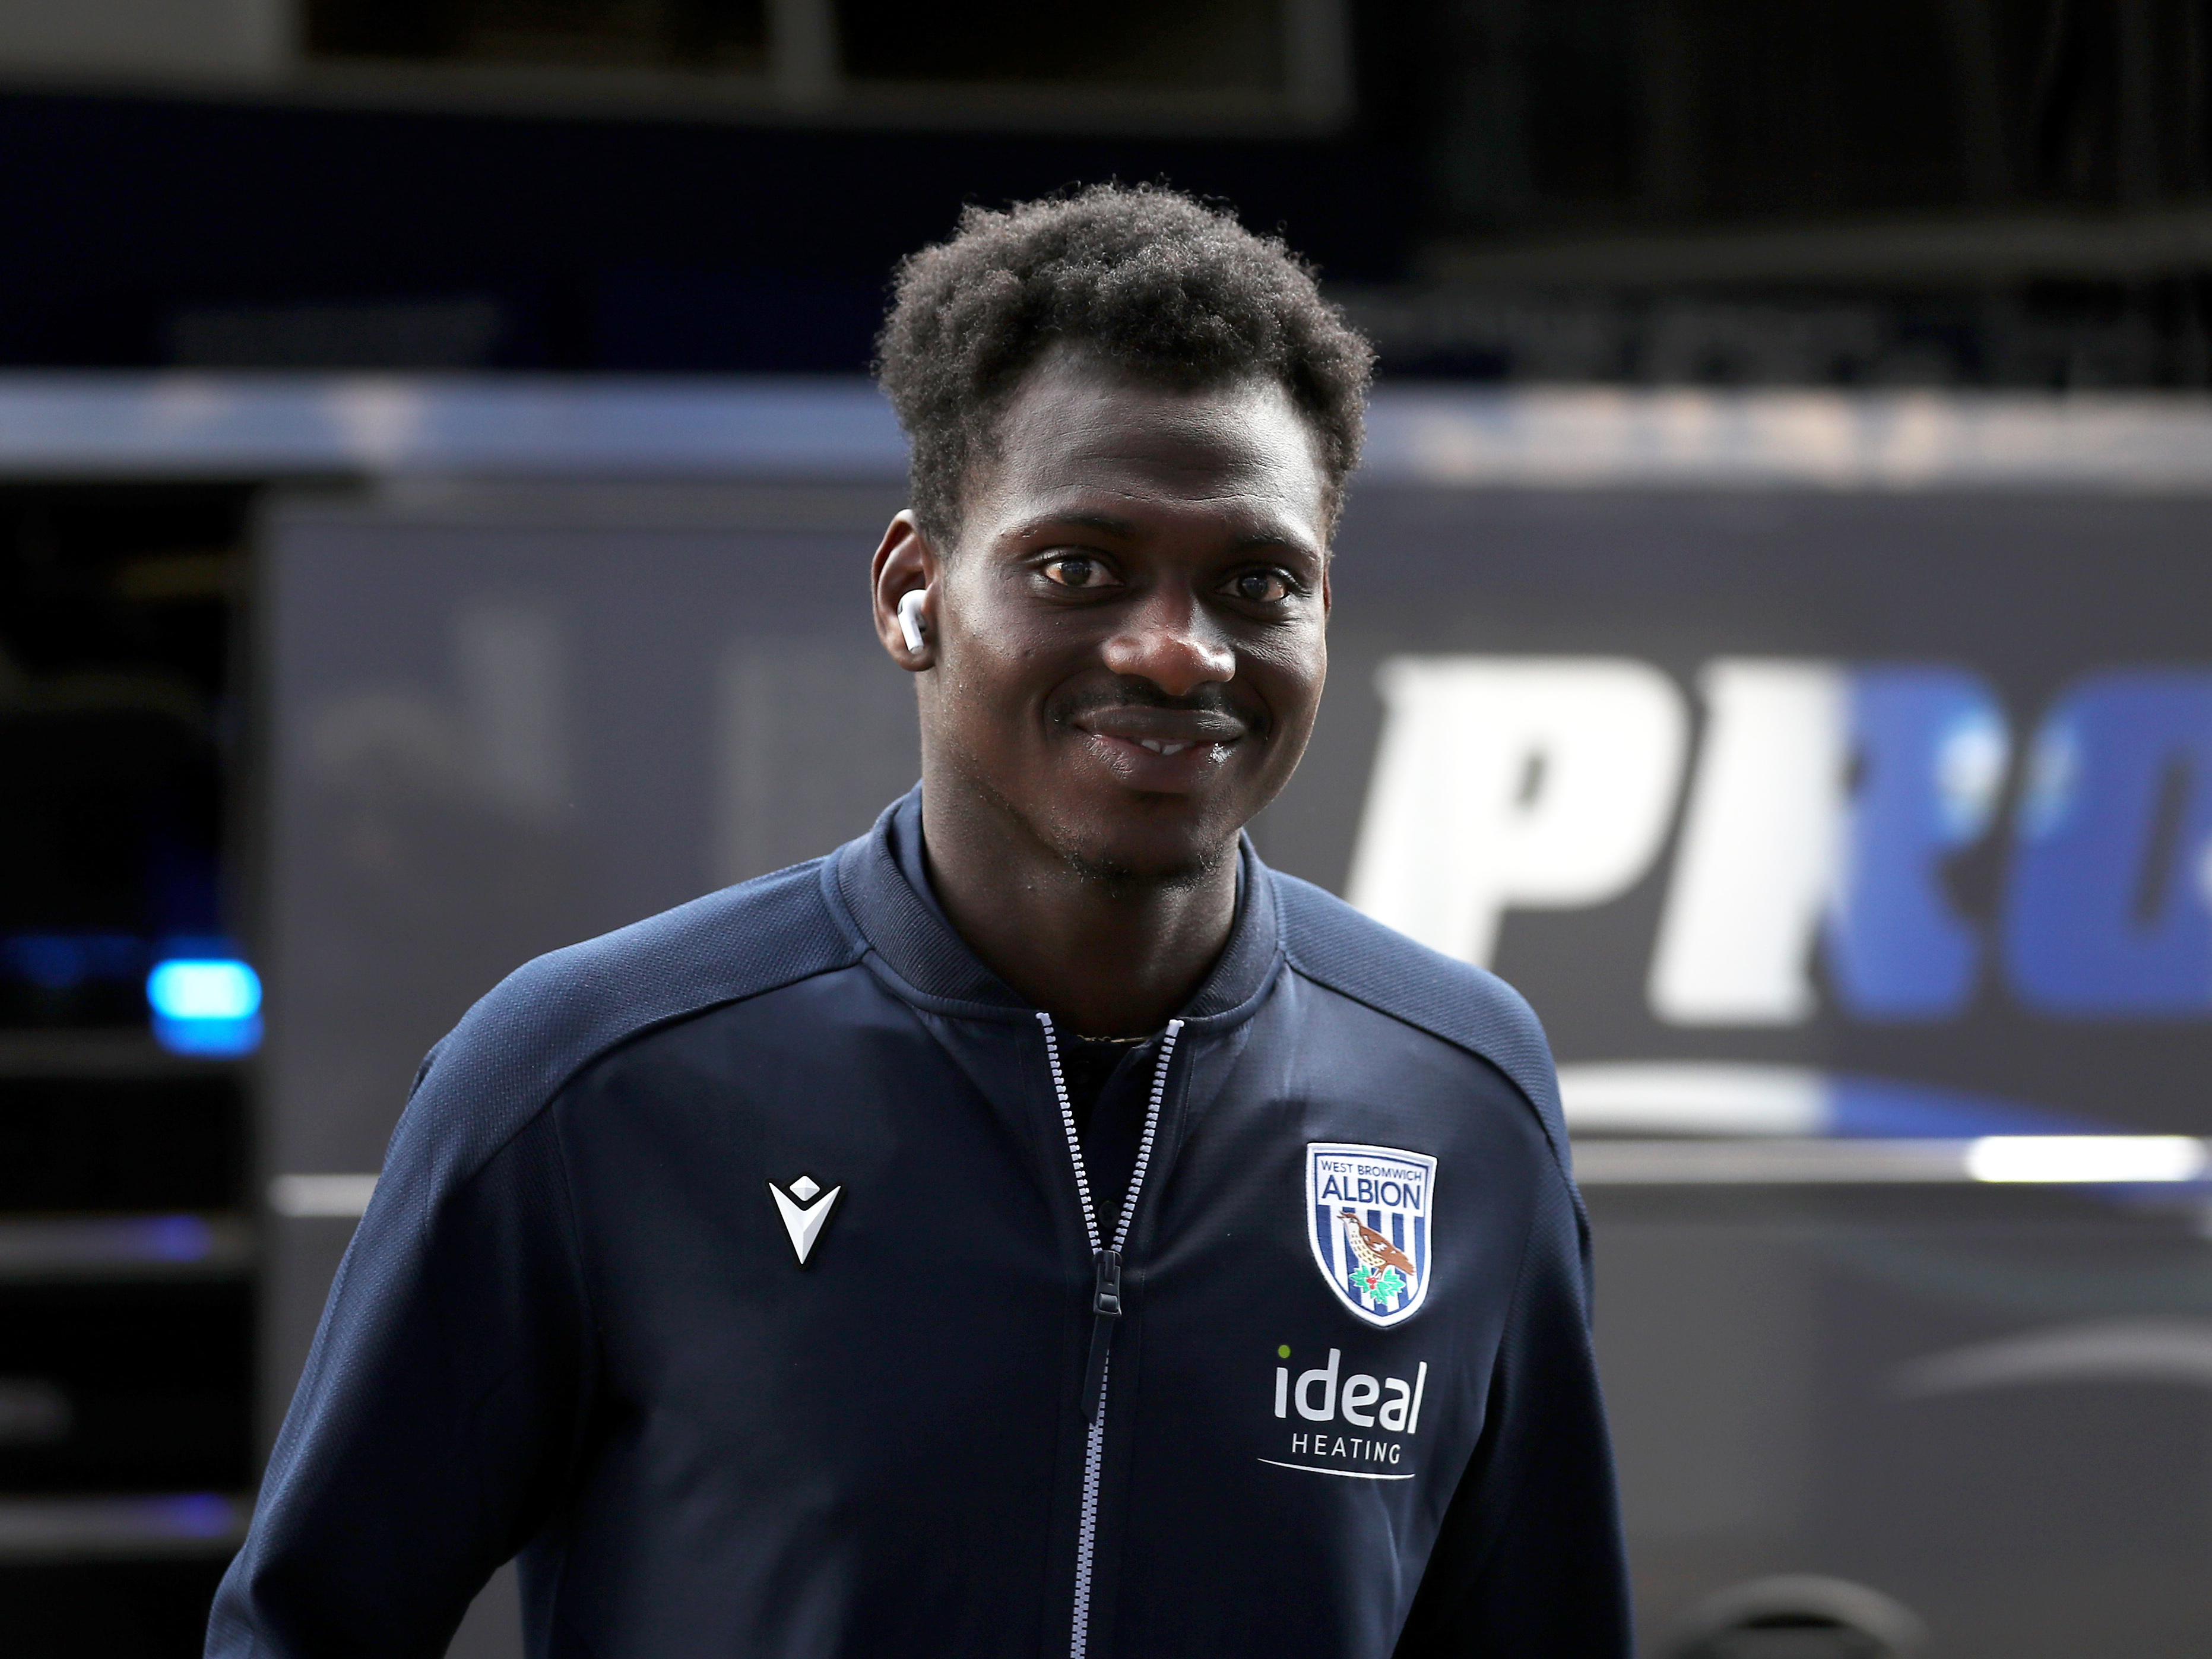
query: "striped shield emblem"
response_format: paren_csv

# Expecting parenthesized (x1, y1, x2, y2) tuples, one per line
(1306, 1142, 1437, 1329)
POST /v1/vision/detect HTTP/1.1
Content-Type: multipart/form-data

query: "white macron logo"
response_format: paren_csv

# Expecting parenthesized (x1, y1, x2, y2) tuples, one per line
(768, 1173, 841, 1267)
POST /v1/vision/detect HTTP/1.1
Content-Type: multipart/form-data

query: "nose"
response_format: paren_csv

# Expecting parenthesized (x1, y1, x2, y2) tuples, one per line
(1099, 584, 1235, 698)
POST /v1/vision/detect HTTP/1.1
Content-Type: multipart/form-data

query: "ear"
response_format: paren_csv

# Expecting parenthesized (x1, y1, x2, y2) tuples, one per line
(870, 510, 940, 672)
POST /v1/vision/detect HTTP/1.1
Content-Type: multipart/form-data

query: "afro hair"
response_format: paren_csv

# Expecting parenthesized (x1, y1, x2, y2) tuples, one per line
(875, 183, 1374, 542)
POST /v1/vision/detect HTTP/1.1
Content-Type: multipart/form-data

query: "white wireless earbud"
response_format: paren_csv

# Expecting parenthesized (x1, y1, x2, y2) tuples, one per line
(896, 588, 928, 654)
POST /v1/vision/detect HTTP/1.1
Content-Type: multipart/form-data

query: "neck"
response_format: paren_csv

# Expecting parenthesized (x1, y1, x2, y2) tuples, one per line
(918, 784, 1238, 1037)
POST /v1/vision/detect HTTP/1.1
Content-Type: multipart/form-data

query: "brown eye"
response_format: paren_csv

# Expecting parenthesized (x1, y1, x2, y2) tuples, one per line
(1229, 570, 1294, 604)
(1042, 555, 1113, 589)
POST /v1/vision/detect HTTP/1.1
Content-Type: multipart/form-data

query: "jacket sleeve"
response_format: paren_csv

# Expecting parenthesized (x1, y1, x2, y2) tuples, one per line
(206, 1089, 595, 1659)
(1393, 1161, 1633, 1658)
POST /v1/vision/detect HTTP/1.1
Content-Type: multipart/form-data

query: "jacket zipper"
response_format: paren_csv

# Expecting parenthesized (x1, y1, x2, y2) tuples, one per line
(1038, 1011, 1183, 1659)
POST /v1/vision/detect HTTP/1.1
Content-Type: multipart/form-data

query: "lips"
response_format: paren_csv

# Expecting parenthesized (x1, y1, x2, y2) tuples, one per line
(1078, 731, 1229, 790)
(1064, 702, 1254, 793)
(1073, 706, 1248, 748)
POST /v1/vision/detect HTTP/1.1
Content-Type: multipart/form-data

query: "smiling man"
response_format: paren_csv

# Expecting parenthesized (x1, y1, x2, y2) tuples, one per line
(209, 186, 1629, 1659)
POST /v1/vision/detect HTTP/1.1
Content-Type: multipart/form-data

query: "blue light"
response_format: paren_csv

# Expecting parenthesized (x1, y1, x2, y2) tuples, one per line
(147, 960, 259, 1021)
(147, 958, 262, 1056)
(153, 1014, 260, 1056)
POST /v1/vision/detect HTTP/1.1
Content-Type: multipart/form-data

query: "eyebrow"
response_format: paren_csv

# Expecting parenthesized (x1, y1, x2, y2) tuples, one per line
(1022, 511, 1318, 559)
(1026, 510, 1141, 539)
(1226, 527, 1316, 557)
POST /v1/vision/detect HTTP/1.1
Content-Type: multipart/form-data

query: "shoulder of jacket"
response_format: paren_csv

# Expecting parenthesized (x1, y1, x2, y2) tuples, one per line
(385, 858, 859, 1201)
(1272, 870, 1574, 1182)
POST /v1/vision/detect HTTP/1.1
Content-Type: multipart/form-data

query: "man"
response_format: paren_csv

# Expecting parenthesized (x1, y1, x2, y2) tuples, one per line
(210, 185, 1629, 1658)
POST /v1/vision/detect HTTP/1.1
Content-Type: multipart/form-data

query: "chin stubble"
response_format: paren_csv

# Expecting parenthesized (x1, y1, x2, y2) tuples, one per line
(1056, 832, 1233, 896)
(940, 734, 1243, 895)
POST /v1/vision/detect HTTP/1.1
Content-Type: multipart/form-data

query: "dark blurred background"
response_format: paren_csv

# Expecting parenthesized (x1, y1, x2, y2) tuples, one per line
(0, 0, 2205, 385)
(5, 5, 2212, 1657)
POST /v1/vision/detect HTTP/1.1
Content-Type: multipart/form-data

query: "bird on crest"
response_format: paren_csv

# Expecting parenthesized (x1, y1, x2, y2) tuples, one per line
(1337, 1208, 1416, 1278)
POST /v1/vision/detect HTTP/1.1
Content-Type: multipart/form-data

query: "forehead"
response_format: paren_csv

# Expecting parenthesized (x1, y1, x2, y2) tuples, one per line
(967, 354, 1327, 535)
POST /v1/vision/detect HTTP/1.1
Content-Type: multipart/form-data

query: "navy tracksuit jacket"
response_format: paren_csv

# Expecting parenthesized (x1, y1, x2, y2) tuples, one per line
(209, 790, 1630, 1658)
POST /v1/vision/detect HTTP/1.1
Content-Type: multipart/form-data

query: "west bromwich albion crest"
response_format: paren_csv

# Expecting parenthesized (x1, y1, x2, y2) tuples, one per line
(1307, 1142, 1437, 1328)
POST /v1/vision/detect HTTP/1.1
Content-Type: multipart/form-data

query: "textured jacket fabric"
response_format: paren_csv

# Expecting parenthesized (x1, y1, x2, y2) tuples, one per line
(208, 790, 1630, 1659)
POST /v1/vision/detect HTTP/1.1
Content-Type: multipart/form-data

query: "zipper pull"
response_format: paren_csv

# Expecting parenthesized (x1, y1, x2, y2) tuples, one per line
(1092, 1246, 1123, 1316)
(1082, 1246, 1122, 1421)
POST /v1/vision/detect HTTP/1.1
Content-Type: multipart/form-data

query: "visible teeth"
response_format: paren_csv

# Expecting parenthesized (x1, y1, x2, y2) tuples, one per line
(1138, 739, 1192, 756)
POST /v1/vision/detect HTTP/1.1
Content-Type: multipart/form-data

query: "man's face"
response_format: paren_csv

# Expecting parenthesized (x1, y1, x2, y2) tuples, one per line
(905, 350, 1332, 884)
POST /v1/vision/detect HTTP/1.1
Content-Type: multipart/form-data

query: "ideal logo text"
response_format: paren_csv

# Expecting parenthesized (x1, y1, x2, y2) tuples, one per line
(1273, 1348, 1428, 1433)
(1259, 1348, 1425, 1482)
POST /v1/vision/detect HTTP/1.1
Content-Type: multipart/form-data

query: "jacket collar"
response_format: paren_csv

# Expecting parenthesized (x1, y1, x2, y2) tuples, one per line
(829, 786, 1281, 1026)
